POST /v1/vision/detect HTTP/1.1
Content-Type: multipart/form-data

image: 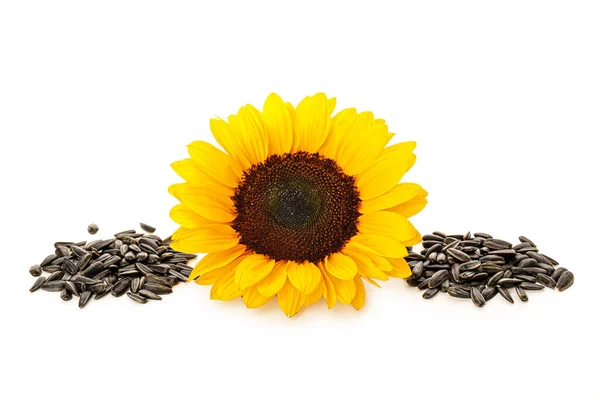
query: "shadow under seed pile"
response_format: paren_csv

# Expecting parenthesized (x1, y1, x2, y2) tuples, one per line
(404, 232, 574, 307)
(29, 223, 197, 308)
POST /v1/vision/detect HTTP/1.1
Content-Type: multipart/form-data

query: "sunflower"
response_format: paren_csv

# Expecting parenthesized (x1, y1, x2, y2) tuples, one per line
(169, 93, 427, 317)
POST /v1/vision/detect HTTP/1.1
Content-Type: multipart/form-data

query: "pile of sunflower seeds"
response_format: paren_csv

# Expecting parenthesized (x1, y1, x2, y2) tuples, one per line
(29, 223, 196, 308)
(405, 232, 574, 307)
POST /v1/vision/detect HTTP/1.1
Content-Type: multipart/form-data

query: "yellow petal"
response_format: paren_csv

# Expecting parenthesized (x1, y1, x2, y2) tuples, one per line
(401, 229, 423, 247)
(358, 211, 419, 243)
(257, 261, 288, 297)
(328, 273, 356, 304)
(262, 93, 293, 155)
(243, 285, 273, 308)
(236, 105, 269, 165)
(387, 257, 412, 279)
(277, 279, 304, 318)
(294, 93, 333, 153)
(168, 182, 192, 202)
(387, 188, 429, 218)
(195, 265, 231, 286)
(331, 111, 395, 176)
(210, 117, 253, 171)
(325, 252, 358, 280)
(356, 141, 417, 200)
(170, 204, 216, 230)
(287, 261, 322, 295)
(304, 279, 324, 306)
(351, 275, 366, 310)
(342, 249, 389, 281)
(170, 226, 239, 254)
(212, 264, 242, 301)
(171, 159, 234, 195)
(319, 107, 357, 160)
(350, 234, 408, 258)
(234, 254, 275, 290)
(187, 141, 241, 188)
(360, 183, 424, 214)
(318, 262, 337, 309)
(179, 186, 235, 223)
(188, 244, 247, 281)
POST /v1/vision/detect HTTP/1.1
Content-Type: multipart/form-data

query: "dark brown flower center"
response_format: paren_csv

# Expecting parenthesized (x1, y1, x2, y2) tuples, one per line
(231, 152, 361, 263)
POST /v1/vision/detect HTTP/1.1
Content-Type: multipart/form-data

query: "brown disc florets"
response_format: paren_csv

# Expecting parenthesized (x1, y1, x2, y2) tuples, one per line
(231, 152, 361, 263)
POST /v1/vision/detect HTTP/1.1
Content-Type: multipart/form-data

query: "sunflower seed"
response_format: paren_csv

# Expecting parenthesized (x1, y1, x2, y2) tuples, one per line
(535, 274, 556, 289)
(514, 274, 537, 283)
(459, 261, 480, 271)
(423, 288, 439, 299)
(447, 248, 470, 262)
(551, 267, 567, 282)
(29, 264, 42, 277)
(487, 271, 504, 286)
(515, 286, 528, 302)
(139, 222, 156, 233)
(79, 291, 92, 308)
(60, 289, 72, 301)
(127, 292, 148, 304)
(138, 289, 162, 300)
(482, 287, 498, 301)
(46, 270, 65, 282)
(143, 283, 173, 295)
(168, 269, 189, 282)
(470, 287, 485, 307)
(94, 285, 113, 300)
(484, 238, 512, 250)
(556, 271, 574, 291)
(89, 282, 108, 294)
(498, 287, 514, 303)
(429, 270, 450, 288)
(411, 262, 424, 279)
(518, 258, 538, 268)
(521, 267, 547, 275)
(62, 258, 79, 275)
(55, 246, 70, 258)
(87, 224, 99, 235)
(111, 278, 132, 297)
(537, 263, 555, 275)
(518, 236, 536, 247)
(448, 287, 471, 299)
(148, 263, 170, 275)
(516, 246, 538, 254)
(30, 277, 47, 292)
(41, 280, 66, 292)
(146, 274, 172, 287)
(520, 282, 545, 291)
(131, 277, 140, 293)
(480, 255, 505, 264)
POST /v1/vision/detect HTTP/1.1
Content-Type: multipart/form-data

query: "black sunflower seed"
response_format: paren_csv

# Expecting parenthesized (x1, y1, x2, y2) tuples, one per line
(127, 292, 148, 304)
(60, 289, 72, 301)
(482, 287, 498, 301)
(79, 291, 92, 308)
(518, 236, 536, 247)
(30, 277, 47, 292)
(536, 274, 557, 289)
(515, 286, 528, 302)
(498, 287, 514, 304)
(487, 271, 504, 287)
(111, 278, 132, 297)
(63, 258, 79, 275)
(138, 289, 162, 300)
(551, 267, 567, 282)
(556, 271, 574, 292)
(29, 264, 42, 277)
(87, 224, 99, 235)
(447, 248, 471, 262)
(429, 270, 450, 289)
(483, 238, 512, 250)
(470, 287, 485, 307)
(520, 282, 545, 291)
(423, 288, 439, 299)
(143, 283, 173, 295)
(140, 223, 156, 233)
(41, 280, 66, 292)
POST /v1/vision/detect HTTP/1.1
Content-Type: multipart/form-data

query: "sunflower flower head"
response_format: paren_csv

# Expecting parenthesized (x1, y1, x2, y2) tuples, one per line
(169, 93, 428, 317)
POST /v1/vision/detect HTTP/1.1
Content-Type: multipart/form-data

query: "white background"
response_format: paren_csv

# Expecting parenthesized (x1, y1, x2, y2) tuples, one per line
(1, 1, 599, 399)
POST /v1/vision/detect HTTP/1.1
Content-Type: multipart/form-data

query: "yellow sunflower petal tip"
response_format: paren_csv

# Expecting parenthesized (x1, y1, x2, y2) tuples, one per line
(169, 93, 427, 317)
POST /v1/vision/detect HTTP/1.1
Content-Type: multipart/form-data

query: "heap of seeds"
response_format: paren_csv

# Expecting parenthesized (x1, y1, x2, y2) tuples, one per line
(28, 223, 196, 308)
(404, 232, 574, 307)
